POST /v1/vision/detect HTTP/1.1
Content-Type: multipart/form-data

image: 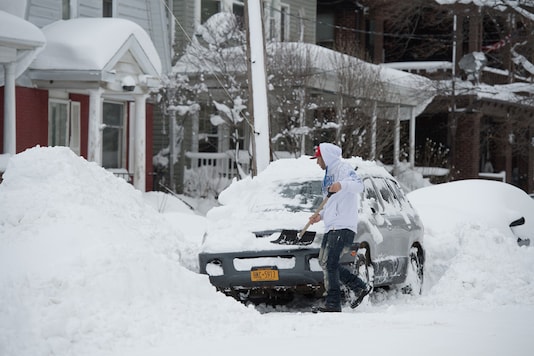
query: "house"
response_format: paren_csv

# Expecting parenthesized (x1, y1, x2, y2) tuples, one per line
(0, 0, 173, 192)
(315, 0, 534, 193)
(163, 0, 435, 196)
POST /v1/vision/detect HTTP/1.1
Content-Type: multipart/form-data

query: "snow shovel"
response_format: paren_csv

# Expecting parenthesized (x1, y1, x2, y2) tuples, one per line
(272, 191, 334, 246)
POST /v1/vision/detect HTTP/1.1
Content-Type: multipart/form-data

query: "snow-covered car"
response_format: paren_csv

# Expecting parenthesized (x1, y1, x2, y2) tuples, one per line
(198, 157, 425, 304)
(408, 180, 534, 247)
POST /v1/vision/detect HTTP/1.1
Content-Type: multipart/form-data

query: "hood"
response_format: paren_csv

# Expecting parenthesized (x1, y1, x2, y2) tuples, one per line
(319, 143, 342, 168)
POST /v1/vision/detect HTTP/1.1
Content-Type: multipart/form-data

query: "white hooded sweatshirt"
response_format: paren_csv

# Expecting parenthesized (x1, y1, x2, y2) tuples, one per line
(318, 143, 364, 233)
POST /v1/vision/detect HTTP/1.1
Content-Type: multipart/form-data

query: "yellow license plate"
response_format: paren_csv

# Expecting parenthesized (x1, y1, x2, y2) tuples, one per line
(250, 267, 279, 282)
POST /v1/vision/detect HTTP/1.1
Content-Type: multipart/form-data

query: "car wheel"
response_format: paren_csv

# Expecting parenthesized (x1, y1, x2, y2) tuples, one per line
(402, 246, 424, 295)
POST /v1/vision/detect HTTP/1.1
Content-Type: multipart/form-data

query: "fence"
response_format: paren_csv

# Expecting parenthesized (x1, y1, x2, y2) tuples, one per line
(185, 150, 250, 180)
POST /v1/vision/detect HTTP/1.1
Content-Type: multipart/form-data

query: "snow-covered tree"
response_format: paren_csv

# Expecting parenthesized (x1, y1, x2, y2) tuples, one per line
(156, 64, 206, 192)
(267, 43, 318, 156)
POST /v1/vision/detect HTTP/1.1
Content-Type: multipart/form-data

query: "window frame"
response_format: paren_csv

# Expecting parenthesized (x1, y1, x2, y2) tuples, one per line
(48, 99, 70, 148)
(102, 101, 127, 169)
(48, 99, 81, 155)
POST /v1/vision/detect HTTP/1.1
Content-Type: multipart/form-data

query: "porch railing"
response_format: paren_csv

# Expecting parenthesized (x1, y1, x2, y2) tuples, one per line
(478, 171, 506, 182)
(108, 168, 134, 183)
(185, 150, 250, 180)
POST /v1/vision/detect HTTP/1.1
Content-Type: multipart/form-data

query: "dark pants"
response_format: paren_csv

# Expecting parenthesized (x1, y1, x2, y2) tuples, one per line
(318, 229, 367, 308)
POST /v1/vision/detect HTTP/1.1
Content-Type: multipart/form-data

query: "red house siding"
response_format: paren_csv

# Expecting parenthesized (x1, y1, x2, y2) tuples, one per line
(1, 87, 155, 191)
(0, 87, 48, 153)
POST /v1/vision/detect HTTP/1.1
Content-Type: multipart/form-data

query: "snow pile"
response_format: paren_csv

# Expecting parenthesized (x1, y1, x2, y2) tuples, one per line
(422, 222, 534, 307)
(0, 147, 253, 356)
(1, 147, 534, 355)
(408, 180, 534, 306)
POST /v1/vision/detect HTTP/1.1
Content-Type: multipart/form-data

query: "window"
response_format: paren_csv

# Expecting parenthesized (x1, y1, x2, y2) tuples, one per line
(363, 178, 384, 214)
(103, 0, 113, 17)
(316, 11, 334, 48)
(62, 0, 70, 19)
(49, 101, 68, 148)
(48, 100, 81, 155)
(201, 0, 220, 23)
(280, 4, 289, 41)
(385, 178, 409, 209)
(375, 178, 401, 211)
(232, 1, 245, 30)
(102, 102, 125, 169)
(263, 1, 290, 41)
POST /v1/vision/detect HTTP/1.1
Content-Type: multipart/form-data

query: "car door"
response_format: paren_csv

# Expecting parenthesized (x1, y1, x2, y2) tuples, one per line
(375, 177, 415, 252)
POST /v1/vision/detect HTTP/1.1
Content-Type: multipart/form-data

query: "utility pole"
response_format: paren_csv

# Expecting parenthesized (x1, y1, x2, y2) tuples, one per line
(244, 0, 271, 176)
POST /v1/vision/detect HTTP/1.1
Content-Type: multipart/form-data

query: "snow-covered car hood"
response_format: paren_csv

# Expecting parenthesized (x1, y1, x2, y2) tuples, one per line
(201, 156, 392, 253)
(408, 179, 534, 243)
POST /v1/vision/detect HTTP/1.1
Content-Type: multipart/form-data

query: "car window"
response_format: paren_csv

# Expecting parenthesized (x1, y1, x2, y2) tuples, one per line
(362, 177, 384, 214)
(385, 178, 410, 209)
(374, 177, 401, 212)
(279, 180, 323, 212)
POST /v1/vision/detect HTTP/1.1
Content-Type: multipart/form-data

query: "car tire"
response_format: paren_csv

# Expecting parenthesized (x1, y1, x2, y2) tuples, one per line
(401, 246, 424, 295)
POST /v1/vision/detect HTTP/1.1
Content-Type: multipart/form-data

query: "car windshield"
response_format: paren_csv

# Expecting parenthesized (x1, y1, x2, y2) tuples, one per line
(279, 180, 323, 212)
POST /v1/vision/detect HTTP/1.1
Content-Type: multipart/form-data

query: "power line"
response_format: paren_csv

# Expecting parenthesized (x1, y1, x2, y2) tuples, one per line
(269, 4, 530, 44)
(267, 5, 454, 43)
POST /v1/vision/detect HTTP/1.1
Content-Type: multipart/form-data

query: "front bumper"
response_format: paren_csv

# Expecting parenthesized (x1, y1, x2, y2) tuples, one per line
(199, 247, 324, 294)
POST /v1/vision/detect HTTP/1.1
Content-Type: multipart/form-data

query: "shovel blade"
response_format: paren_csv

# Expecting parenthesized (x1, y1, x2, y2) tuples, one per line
(271, 230, 316, 245)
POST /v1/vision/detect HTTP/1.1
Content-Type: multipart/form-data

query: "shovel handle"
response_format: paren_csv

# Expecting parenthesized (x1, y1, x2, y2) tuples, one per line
(298, 191, 334, 238)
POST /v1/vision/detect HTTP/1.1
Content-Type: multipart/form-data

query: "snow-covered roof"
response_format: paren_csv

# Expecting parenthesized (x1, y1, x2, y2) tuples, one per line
(30, 17, 161, 77)
(0, 10, 46, 86)
(476, 82, 534, 106)
(176, 41, 435, 120)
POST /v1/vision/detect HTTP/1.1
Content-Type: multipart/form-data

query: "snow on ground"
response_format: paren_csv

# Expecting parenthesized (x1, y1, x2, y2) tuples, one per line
(1, 147, 534, 356)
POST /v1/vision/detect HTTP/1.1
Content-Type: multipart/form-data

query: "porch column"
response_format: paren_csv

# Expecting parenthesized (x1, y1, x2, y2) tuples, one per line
(88, 89, 103, 164)
(133, 94, 147, 192)
(409, 107, 416, 169)
(393, 104, 401, 175)
(3, 62, 16, 154)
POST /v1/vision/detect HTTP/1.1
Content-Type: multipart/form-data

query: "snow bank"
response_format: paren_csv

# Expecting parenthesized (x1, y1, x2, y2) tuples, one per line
(1, 147, 534, 356)
(408, 180, 534, 306)
(0, 147, 253, 356)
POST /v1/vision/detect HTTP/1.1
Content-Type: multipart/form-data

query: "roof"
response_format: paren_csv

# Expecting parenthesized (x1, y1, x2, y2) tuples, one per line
(0, 10, 46, 85)
(175, 41, 435, 120)
(30, 17, 161, 78)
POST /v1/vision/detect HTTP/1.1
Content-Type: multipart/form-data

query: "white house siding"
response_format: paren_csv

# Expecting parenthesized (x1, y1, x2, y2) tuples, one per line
(116, 0, 150, 29)
(288, 0, 316, 44)
(77, 0, 102, 18)
(26, 0, 61, 27)
(145, 0, 172, 73)
(172, 0, 197, 56)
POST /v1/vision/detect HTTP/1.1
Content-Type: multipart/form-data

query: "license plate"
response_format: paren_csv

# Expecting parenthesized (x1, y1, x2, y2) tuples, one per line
(250, 267, 279, 282)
